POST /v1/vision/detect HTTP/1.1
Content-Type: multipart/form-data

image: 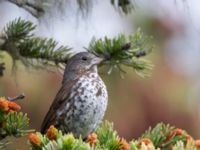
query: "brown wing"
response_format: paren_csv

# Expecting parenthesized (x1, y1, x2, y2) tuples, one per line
(40, 79, 78, 133)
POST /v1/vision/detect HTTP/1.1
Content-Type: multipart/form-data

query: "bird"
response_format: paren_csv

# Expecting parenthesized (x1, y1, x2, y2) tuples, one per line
(41, 52, 108, 138)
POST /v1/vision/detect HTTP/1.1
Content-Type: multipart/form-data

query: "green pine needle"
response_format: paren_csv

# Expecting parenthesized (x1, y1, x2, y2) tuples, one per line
(141, 123, 174, 148)
(5, 112, 32, 137)
(96, 121, 118, 148)
(0, 98, 34, 149)
(3, 18, 36, 42)
(18, 37, 71, 65)
(1, 18, 152, 77)
(96, 121, 121, 150)
(87, 29, 153, 77)
(0, 18, 71, 70)
(27, 121, 199, 150)
(172, 141, 197, 150)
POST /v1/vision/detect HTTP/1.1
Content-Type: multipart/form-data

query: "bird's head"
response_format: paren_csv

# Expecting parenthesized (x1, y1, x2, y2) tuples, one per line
(63, 52, 104, 82)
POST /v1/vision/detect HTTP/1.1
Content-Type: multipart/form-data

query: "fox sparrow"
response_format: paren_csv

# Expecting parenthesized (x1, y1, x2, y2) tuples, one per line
(41, 52, 108, 138)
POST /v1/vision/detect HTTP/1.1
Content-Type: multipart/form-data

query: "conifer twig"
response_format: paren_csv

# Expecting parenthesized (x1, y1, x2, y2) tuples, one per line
(0, 18, 71, 72)
(7, 0, 44, 18)
(28, 121, 200, 150)
(87, 29, 154, 77)
(7, 93, 25, 102)
(7, 0, 134, 18)
(0, 96, 33, 148)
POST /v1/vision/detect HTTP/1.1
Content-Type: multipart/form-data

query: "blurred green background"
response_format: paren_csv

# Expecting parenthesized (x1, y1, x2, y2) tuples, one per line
(1, 0, 200, 149)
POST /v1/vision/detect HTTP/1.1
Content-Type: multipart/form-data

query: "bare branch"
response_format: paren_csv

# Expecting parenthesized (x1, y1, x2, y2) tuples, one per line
(7, 0, 44, 18)
(7, 93, 25, 101)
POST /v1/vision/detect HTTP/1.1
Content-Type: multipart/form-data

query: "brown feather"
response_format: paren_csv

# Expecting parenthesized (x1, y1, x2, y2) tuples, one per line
(41, 79, 78, 133)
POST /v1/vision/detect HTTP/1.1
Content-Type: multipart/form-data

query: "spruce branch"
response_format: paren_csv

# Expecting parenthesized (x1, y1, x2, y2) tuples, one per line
(0, 96, 34, 149)
(0, 18, 71, 72)
(95, 121, 120, 150)
(77, 0, 135, 15)
(87, 29, 154, 77)
(28, 121, 127, 150)
(28, 121, 200, 150)
(7, 93, 25, 102)
(28, 129, 91, 150)
(111, 0, 134, 14)
(18, 37, 70, 63)
(2, 18, 36, 42)
(141, 123, 193, 149)
(173, 141, 197, 150)
(141, 123, 174, 148)
(7, 0, 44, 18)
(5, 112, 32, 137)
(0, 18, 152, 78)
(7, 0, 134, 17)
(76, 0, 93, 17)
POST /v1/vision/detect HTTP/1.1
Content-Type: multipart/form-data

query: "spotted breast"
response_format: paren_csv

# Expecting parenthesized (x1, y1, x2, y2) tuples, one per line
(56, 72, 108, 138)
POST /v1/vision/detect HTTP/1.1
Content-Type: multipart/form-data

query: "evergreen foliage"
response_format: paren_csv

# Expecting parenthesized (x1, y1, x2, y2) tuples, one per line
(0, 97, 33, 149)
(0, 18, 71, 70)
(0, 18, 152, 77)
(141, 123, 174, 148)
(87, 29, 153, 77)
(28, 121, 200, 150)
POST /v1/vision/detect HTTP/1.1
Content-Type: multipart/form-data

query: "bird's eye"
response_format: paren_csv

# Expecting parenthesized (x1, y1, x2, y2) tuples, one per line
(82, 57, 87, 61)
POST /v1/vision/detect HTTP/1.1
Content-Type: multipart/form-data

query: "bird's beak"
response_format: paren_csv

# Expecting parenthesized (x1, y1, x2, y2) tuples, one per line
(92, 57, 104, 65)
